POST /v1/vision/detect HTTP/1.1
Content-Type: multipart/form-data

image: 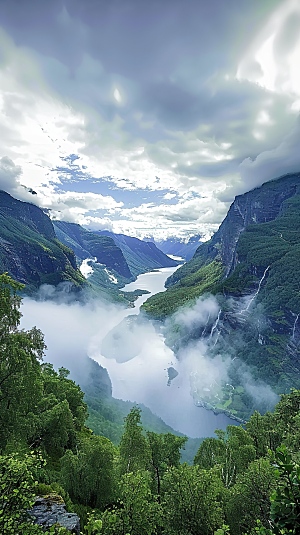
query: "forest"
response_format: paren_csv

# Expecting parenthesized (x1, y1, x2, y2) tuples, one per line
(1, 273, 300, 535)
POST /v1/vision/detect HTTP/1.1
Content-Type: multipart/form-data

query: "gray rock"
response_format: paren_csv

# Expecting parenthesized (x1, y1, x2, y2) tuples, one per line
(28, 495, 80, 534)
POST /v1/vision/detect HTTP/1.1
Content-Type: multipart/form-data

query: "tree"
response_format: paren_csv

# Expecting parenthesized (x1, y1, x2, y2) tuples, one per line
(0, 453, 46, 535)
(194, 427, 255, 488)
(147, 431, 187, 501)
(119, 406, 150, 475)
(270, 446, 300, 535)
(162, 464, 224, 535)
(0, 274, 45, 451)
(225, 457, 277, 535)
(99, 470, 162, 535)
(60, 435, 117, 509)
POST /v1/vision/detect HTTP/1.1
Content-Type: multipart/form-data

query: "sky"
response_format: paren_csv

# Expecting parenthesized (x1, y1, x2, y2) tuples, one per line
(0, 0, 300, 240)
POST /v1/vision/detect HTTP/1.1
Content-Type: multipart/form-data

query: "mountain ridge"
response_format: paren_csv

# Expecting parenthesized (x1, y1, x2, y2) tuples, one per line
(142, 172, 300, 420)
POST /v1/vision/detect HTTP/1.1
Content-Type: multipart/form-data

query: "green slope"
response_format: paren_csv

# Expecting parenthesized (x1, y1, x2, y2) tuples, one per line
(0, 191, 85, 293)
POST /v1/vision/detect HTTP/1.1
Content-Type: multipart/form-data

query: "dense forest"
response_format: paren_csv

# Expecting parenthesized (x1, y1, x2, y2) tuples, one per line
(1, 273, 300, 534)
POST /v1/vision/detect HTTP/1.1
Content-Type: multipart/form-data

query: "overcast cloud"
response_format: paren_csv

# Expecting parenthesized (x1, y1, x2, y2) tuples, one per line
(0, 0, 299, 239)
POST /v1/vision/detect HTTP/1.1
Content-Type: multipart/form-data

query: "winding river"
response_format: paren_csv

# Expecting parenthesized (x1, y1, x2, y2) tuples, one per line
(90, 267, 234, 438)
(20, 266, 234, 438)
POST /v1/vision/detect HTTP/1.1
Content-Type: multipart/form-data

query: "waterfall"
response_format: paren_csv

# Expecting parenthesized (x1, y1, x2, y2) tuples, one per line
(241, 265, 270, 313)
(201, 313, 211, 338)
(292, 313, 299, 340)
(209, 309, 221, 339)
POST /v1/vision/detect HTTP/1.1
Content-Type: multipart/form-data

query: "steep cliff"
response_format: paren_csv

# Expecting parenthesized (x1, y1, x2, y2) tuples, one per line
(142, 172, 300, 420)
(0, 191, 85, 293)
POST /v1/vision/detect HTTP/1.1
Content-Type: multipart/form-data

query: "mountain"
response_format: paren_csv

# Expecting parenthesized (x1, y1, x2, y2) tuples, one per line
(0, 191, 85, 293)
(142, 172, 300, 420)
(95, 230, 178, 277)
(151, 235, 203, 260)
(53, 221, 132, 279)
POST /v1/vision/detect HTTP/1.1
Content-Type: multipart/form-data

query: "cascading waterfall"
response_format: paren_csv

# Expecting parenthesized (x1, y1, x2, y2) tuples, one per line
(209, 309, 221, 339)
(292, 313, 299, 340)
(241, 265, 270, 314)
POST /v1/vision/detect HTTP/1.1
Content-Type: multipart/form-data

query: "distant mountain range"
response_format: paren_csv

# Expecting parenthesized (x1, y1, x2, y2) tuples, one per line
(53, 221, 132, 279)
(0, 190, 178, 304)
(94, 230, 178, 277)
(142, 172, 300, 420)
(147, 235, 203, 260)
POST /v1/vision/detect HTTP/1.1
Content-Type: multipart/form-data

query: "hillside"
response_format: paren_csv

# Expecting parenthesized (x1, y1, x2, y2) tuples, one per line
(53, 221, 132, 279)
(95, 230, 178, 277)
(0, 191, 85, 293)
(142, 172, 300, 420)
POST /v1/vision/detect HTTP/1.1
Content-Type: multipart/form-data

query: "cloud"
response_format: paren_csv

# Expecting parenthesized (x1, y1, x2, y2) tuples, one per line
(0, 156, 22, 194)
(0, 1, 298, 239)
(19, 288, 231, 437)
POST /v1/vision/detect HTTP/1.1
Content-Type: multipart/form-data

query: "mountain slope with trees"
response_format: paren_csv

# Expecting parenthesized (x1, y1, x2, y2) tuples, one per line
(2, 272, 300, 535)
(142, 173, 300, 421)
(0, 191, 85, 293)
(95, 230, 178, 277)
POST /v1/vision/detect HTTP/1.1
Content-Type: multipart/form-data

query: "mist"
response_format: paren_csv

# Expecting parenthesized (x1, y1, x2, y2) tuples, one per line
(20, 272, 279, 438)
(20, 280, 233, 438)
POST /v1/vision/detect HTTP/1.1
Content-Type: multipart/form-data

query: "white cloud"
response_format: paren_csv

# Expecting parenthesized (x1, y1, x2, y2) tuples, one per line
(0, 2, 299, 239)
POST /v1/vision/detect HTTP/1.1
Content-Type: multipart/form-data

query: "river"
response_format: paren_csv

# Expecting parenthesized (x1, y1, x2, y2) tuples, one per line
(20, 266, 234, 438)
(90, 267, 234, 438)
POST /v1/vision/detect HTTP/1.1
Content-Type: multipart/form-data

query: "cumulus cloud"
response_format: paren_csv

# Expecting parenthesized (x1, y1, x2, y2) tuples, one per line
(0, 1, 298, 238)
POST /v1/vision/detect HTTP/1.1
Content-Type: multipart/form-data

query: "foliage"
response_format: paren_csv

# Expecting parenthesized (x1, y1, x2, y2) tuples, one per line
(0, 273, 45, 450)
(162, 463, 224, 535)
(142, 261, 224, 318)
(194, 426, 256, 488)
(225, 457, 277, 535)
(0, 452, 47, 535)
(119, 406, 150, 475)
(270, 446, 300, 534)
(147, 431, 187, 499)
(60, 435, 116, 509)
(99, 470, 162, 535)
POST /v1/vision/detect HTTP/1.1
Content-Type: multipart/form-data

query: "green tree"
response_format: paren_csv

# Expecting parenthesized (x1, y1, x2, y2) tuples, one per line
(119, 406, 150, 475)
(194, 427, 255, 488)
(99, 470, 162, 535)
(60, 435, 116, 509)
(0, 274, 45, 451)
(0, 452, 46, 535)
(225, 457, 277, 535)
(247, 411, 281, 458)
(146, 431, 187, 501)
(162, 464, 224, 535)
(270, 446, 300, 535)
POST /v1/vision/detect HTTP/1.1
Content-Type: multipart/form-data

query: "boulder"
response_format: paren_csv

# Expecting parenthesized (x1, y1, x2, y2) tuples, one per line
(28, 494, 80, 534)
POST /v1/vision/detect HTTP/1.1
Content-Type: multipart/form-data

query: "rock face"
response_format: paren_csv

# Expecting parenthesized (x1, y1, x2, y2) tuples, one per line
(193, 172, 300, 276)
(143, 172, 300, 420)
(53, 221, 132, 279)
(167, 172, 300, 288)
(0, 191, 85, 292)
(28, 495, 80, 534)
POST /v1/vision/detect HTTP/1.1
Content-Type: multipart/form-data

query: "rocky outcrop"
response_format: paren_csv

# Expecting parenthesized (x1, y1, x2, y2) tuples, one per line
(28, 494, 80, 534)
(194, 172, 300, 276)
